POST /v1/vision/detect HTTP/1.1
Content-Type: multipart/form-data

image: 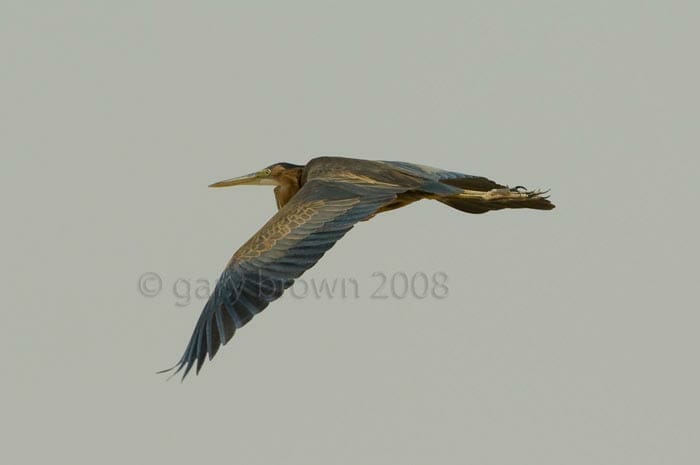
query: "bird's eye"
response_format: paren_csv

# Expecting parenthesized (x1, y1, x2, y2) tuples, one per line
(263, 169, 272, 176)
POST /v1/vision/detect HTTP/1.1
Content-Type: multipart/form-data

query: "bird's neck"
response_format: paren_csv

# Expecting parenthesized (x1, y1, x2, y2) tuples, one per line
(273, 168, 303, 209)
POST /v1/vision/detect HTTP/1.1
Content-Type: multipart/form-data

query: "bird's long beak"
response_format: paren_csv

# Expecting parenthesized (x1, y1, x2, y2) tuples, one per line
(209, 172, 264, 188)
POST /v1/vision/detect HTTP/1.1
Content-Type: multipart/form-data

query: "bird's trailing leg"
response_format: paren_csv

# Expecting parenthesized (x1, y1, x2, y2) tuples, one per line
(437, 186, 554, 213)
(458, 187, 550, 201)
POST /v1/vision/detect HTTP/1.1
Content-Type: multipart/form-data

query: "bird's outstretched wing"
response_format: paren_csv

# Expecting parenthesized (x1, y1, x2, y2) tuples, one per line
(160, 179, 404, 379)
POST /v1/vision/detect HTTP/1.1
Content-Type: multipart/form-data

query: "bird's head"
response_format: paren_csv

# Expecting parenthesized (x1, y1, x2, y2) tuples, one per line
(209, 162, 304, 188)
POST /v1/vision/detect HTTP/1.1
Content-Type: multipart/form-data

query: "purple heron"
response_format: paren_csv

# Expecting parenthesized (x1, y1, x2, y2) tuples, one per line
(160, 156, 554, 379)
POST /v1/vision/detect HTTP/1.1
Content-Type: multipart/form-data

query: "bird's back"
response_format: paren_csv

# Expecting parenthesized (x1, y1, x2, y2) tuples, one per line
(303, 156, 461, 195)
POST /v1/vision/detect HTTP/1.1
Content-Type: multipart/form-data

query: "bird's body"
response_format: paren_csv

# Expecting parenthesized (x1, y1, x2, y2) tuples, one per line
(162, 156, 554, 379)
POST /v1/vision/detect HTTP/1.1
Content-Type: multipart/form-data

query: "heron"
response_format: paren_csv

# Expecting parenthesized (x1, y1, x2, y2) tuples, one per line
(160, 156, 554, 379)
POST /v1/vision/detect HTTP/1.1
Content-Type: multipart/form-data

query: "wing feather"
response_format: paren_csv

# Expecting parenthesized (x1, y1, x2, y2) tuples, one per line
(161, 178, 405, 379)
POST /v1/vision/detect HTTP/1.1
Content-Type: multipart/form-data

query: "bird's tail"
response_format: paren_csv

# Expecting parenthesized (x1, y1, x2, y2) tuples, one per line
(438, 186, 555, 214)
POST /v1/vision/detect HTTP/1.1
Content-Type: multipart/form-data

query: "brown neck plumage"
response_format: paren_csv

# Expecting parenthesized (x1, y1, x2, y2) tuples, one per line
(273, 167, 304, 209)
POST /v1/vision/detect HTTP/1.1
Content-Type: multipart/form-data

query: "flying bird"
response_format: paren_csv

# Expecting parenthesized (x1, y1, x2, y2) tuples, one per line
(160, 156, 554, 379)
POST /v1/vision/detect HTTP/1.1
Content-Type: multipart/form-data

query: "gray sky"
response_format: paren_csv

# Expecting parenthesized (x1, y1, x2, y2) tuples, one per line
(2, 2, 698, 464)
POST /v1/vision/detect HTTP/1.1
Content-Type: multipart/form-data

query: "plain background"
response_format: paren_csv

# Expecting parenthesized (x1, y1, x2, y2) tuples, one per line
(2, 2, 698, 464)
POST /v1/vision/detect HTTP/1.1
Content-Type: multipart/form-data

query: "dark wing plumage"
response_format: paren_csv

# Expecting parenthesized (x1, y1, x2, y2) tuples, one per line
(161, 178, 405, 379)
(379, 160, 506, 191)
